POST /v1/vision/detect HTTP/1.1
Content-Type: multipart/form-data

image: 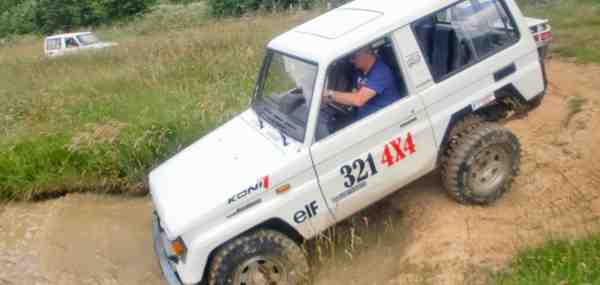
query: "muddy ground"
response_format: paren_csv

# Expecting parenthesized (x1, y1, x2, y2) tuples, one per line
(1, 60, 599, 285)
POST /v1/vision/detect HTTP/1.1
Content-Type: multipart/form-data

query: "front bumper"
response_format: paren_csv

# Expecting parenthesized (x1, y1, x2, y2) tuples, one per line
(153, 215, 185, 285)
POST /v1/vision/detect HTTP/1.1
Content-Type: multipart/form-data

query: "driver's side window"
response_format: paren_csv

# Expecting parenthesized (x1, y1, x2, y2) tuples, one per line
(315, 37, 408, 141)
(65, 37, 79, 48)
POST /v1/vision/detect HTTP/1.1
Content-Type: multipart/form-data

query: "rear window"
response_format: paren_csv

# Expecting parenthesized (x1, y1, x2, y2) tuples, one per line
(412, 0, 519, 82)
(46, 38, 61, 50)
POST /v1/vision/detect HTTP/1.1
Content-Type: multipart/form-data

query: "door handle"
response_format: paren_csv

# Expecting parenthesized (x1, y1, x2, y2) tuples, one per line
(494, 63, 516, 82)
(399, 111, 418, 128)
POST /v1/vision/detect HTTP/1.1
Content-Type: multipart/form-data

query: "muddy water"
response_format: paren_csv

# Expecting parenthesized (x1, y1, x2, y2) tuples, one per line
(0, 176, 441, 285)
(0, 195, 162, 285)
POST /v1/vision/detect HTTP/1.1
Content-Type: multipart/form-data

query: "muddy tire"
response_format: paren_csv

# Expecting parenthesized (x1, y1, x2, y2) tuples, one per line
(442, 123, 521, 205)
(208, 230, 309, 285)
(439, 115, 484, 178)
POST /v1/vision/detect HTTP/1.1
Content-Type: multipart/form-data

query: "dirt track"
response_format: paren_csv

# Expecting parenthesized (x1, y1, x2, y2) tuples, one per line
(1, 60, 599, 285)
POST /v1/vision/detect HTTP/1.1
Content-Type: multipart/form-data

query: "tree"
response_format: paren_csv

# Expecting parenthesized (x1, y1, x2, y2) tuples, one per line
(0, 0, 157, 38)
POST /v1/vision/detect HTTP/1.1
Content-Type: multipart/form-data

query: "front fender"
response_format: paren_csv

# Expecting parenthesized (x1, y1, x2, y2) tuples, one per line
(175, 172, 333, 284)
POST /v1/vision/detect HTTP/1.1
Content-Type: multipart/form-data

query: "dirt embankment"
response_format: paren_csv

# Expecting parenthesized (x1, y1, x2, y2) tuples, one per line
(1, 60, 599, 285)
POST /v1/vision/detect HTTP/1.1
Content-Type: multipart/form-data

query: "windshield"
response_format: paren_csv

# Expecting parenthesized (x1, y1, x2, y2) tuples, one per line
(252, 51, 318, 142)
(76, 33, 100, 46)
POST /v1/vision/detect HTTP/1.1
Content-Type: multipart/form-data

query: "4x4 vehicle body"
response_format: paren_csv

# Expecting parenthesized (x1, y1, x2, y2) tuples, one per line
(44, 32, 117, 57)
(150, 0, 549, 284)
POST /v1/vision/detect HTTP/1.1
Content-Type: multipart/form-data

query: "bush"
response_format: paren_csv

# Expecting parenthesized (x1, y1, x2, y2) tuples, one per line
(0, 0, 157, 38)
(167, 0, 201, 4)
(208, 0, 315, 16)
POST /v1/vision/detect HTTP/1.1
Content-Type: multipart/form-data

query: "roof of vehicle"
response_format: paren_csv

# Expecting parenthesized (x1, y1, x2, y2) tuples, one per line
(45, 32, 93, 40)
(268, 0, 489, 63)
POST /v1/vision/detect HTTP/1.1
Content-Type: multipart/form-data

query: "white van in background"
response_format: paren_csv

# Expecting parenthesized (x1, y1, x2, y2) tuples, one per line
(44, 32, 117, 57)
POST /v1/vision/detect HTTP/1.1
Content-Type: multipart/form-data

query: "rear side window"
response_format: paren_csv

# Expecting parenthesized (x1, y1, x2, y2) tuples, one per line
(413, 0, 520, 82)
(46, 38, 62, 50)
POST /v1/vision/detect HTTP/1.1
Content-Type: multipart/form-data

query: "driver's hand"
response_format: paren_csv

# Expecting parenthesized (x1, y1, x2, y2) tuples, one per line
(322, 89, 334, 104)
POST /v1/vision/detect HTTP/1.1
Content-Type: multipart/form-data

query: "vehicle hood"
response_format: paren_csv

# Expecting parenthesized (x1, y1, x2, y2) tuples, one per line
(149, 110, 298, 239)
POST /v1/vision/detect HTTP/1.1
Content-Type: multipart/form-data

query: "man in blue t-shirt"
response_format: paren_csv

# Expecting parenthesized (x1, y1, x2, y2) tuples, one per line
(325, 46, 402, 121)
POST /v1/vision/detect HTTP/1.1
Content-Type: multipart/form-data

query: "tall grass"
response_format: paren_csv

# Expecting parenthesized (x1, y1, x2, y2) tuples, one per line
(2, 0, 598, 201)
(0, 4, 316, 200)
(519, 0, 600, 64)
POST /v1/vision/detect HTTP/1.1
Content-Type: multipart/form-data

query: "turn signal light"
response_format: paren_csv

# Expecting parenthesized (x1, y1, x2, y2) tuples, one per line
(171, 238, 187, 257)
(275, 184, 291, 194)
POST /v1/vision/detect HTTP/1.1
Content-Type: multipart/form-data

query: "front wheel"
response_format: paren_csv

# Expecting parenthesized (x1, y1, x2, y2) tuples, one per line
(208, 230, 309, 285)
(442, 123, 521, 205)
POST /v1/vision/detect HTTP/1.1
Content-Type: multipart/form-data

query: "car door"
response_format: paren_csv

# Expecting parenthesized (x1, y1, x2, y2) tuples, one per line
(309, 35, 438, 222)
(411, 0, 543, 150)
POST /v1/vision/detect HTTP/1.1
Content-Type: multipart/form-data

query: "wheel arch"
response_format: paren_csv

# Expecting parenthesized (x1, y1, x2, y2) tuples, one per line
(435, 105, 474, 167)
(199, 218, 305, 284)
(494, 83, 546, 111)
(436, 81, 545, 167)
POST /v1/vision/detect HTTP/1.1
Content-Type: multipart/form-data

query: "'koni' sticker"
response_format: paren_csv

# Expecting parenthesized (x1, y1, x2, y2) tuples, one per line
(228, 176, 270, 204)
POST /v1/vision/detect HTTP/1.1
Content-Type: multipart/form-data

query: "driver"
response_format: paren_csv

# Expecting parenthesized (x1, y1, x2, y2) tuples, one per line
(324, 46, 401, 121)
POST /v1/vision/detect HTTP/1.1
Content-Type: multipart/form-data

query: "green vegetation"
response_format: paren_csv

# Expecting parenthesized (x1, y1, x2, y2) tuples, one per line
(519, 0, 600, 64)
(494, 235, 600, 284)
(0, 0, 317, 38)
(207, 0, 315, 16)
(0, 0, 157, 38)
(0, 3, 316, 200)
(0, 0, 597, 202)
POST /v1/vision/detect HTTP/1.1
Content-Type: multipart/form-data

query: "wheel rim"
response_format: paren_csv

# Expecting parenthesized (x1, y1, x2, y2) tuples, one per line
(233, 256, 288, 285)
(467, 144, 512, 196)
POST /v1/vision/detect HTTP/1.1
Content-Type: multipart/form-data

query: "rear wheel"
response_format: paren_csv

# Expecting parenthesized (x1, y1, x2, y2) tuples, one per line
(208, 230, 309, 285)
(442, 123, 521, 205)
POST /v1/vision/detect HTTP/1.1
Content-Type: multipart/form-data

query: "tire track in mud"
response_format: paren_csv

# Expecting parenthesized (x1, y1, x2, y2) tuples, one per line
(1, 60, 599, 285)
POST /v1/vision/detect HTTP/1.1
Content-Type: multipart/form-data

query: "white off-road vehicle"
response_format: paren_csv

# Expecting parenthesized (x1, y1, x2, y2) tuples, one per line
(150, 0, 551, 284)
(44, 32, 117, 57)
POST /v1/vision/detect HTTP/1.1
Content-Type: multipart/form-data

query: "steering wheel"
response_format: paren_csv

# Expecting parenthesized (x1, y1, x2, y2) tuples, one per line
(326, 101, 354, 117)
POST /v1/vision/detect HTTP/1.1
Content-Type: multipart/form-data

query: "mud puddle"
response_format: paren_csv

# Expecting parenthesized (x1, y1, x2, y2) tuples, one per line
(1, 60, 600, 285)
(0, 195, 162, 285)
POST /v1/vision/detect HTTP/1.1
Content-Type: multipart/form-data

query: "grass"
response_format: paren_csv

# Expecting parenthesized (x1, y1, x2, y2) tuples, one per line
(305, 200, 410, 283)
(0, 3, 318, 200)
(494, 235, 600, 284)
(0, 0, 596, 201)
(495, 164, 600, 284)
(519, 0, 600, 64)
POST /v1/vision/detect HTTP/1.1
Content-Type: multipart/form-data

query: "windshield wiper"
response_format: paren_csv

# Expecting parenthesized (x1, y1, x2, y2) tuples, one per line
(254, 102, 298, 146)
